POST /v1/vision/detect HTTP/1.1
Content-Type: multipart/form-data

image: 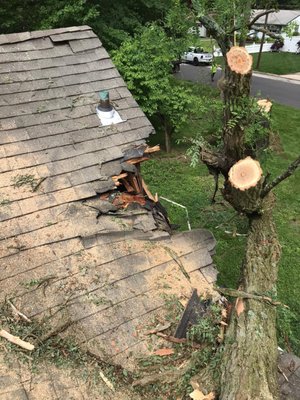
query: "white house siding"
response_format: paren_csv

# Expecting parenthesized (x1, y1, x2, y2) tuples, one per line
(281, 34, 300, 52)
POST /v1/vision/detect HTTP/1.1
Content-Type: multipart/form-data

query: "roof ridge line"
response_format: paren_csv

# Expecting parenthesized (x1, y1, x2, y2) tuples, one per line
(0, 26, 92, 45)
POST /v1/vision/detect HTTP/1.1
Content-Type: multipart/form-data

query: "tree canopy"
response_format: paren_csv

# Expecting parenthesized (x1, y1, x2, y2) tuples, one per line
(0, 0, 174, 50)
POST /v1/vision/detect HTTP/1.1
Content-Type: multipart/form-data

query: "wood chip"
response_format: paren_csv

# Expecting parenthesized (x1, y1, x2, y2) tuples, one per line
(153, 348, 175, 356)
(99, 370, 115, 392)
(0, 328, 34, 351)
(257, 99, 272, 113)
(189, 389, 215, 400)
(235, 297, 245, 317)
(8, 300, 31, 323)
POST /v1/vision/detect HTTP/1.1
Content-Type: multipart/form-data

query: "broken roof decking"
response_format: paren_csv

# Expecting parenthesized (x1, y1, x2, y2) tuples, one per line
(0, 26, 217, 369)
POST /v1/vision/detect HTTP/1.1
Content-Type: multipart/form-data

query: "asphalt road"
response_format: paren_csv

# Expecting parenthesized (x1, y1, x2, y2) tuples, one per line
(177, 64, 300, 109)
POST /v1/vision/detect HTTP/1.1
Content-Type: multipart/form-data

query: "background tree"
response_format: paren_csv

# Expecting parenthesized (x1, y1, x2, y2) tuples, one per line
(113, 5, 199, 152)
(184, 1, 300, 399)
(0, 0, 173, 51)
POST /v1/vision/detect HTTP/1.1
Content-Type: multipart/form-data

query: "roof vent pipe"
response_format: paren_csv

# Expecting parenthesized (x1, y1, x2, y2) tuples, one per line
(97, 90, 114, 119)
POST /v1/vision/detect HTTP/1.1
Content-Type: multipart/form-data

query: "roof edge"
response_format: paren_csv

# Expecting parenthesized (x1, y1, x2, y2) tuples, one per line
(0, 25, 92, 45)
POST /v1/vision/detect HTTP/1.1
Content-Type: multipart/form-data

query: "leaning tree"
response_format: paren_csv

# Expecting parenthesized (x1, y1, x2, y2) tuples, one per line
(188, 1, 300, 399)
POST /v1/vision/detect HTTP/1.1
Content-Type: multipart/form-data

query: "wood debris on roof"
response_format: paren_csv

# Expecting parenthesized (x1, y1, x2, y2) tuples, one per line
(0, 26, 218, 371)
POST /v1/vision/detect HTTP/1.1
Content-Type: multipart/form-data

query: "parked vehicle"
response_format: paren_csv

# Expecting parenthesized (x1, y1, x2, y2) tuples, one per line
(270, 39, 284, 52)
(181, 46, 213, 65)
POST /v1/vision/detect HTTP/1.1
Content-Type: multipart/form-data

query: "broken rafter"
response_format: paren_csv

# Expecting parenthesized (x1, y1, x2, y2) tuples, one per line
(126, 156, 150, 165)
(141, 178, 156, 202)
(144, 145, 160, 154)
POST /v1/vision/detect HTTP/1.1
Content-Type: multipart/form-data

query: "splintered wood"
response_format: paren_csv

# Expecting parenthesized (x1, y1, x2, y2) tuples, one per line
(109, 145, 159, 205)
(228, 156, 263, 191)
(257, 99, 272, 113)
(226, 46, 253, 75)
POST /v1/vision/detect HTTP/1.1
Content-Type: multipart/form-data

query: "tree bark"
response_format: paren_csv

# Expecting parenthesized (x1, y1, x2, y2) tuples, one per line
(220, 195, 281, 400)
(164, 123, 172, 153)
(222, 64, 252, 163)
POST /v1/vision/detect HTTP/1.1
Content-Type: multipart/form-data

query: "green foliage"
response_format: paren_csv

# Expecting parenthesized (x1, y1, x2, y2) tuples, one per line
(143, 93, 300, 356)
(113, 24, 172, 114)
(193, 0, 251, 39)
(187, 303, 222, 345)
(226, 96, 270, 150)
(277, 306, 300, 352)
(0, 0, 100, 34)
(113, 25, 203, 150)
(38, 0, 100, 29)
(283, 21, 299, 38)
(0, 0, 174, 51)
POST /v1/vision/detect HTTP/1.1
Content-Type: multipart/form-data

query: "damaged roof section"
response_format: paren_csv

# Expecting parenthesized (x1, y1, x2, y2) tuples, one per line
(0, 26, 218, 370)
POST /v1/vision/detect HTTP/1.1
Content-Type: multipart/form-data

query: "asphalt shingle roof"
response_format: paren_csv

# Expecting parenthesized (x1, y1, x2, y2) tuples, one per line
(252, 9, 300, 26)
(0, 26, 217, 370)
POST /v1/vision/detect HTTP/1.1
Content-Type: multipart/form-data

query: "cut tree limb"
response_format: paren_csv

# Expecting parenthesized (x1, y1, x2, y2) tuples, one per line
(228, 157, 263, 191)
(0, 328, 34, 350)
(226, 46, 253, 75)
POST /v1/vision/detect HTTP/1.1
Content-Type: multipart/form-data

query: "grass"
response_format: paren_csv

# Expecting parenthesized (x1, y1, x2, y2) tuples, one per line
(252, 52, 300, 75)
(215, 52, 300, 75)
(143, 85, 300, 355)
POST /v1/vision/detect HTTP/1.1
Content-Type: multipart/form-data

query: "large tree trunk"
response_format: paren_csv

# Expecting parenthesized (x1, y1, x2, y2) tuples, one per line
(217, 65, 280, 399)
(220, 195, 281, 400)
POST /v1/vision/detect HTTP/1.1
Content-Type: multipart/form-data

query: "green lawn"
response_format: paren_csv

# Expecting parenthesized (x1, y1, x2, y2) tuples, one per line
(216, 52, 300, 75)
(143, 90, 300, 355)
(252, 52, 300, 75)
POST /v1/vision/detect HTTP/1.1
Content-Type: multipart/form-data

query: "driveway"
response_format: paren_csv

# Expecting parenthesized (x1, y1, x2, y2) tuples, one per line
(176, 64, 300, 109)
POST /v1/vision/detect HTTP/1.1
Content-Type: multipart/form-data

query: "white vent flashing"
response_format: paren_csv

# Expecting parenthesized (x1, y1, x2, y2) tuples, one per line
(96, 107, 126, 126)
(96, 90, 126, 126)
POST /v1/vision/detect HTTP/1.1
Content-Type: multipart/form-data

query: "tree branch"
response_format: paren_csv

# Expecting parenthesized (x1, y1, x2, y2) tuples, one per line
(251, 27, 282, 40)
(261, 156, 300, 198)
(215, 287, 288, 307)
(198, 15, 231, 55)
(228, 9, 277, 35)
(248, 9, 276, 28)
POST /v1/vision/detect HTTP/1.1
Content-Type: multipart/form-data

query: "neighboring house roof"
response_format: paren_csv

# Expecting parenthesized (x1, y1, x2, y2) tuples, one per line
(0, 26, 216, 370)
(252, 9, 300, 26)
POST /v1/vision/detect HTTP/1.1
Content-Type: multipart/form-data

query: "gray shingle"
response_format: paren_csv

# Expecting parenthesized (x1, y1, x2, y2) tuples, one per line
(50, 30, 97, 42)
(69, 38, 101, 53)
